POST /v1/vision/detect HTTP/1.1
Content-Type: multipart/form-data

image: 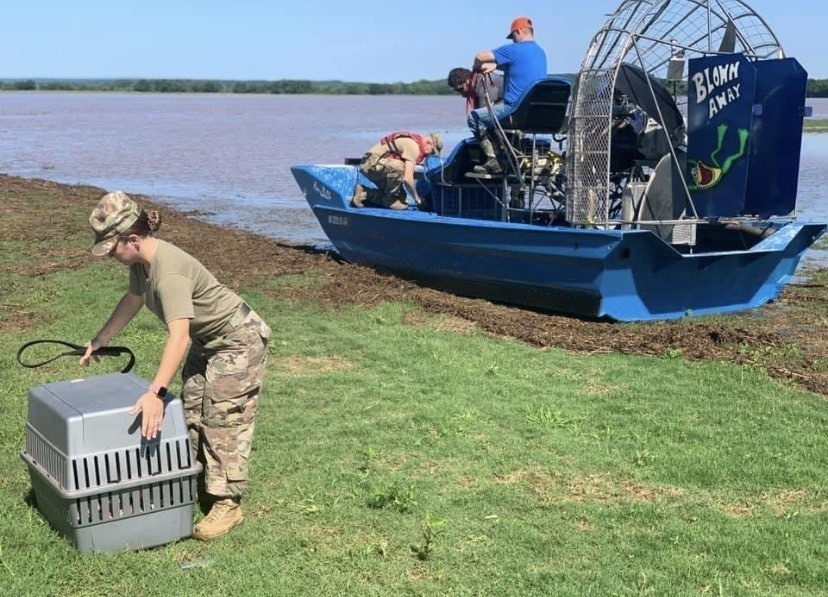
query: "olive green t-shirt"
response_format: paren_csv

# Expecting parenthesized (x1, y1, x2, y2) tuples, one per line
(129, 239, 241, 340)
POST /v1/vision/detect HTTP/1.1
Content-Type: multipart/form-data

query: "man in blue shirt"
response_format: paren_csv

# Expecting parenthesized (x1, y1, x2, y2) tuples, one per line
(469, 16, 547, 174)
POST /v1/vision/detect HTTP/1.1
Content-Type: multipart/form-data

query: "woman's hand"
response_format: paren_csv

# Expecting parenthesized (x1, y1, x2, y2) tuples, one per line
(79, 339, 102, 366)
(129, 392, 166, 439)
(80, 291, 143, 366)
(129, 318, 188, 440)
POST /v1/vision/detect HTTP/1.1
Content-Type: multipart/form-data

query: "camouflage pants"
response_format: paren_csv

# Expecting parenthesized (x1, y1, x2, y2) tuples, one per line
(359, 153, 406, 207)
(182, 305, 271, 499)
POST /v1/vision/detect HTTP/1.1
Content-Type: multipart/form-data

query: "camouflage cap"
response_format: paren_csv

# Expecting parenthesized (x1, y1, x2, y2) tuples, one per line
(89, 191, 141, 256)
(428, 131, 443, 154)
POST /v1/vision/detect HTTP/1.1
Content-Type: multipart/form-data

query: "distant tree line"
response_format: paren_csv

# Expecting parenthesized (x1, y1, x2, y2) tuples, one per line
(808, 79, 828, 97)
(0, 78, 454, 95)
(2, 77, 828, 97)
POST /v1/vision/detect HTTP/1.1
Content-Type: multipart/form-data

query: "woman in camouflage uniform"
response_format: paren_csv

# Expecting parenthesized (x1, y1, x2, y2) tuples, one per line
(80, 190, 270, 541)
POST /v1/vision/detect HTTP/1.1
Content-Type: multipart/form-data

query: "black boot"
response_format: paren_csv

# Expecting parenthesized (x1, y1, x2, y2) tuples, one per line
(473, 158, 502, 175)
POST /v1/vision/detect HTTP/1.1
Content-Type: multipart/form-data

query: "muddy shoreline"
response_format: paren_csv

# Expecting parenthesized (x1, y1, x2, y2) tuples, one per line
(3, 173, 827, 397)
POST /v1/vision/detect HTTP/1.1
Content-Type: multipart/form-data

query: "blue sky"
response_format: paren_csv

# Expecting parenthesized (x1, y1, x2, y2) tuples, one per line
(1, 0, 825, 81)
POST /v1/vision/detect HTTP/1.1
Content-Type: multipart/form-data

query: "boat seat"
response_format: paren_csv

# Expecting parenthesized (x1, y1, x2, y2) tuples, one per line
(496, 76, 571, 135)
(484, 77, 571, 183)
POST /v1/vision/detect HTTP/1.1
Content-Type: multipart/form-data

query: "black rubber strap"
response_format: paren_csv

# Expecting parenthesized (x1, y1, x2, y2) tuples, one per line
(16, 340, 136, 373)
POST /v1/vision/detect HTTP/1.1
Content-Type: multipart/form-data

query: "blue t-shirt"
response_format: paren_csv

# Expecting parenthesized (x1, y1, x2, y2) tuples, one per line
(493, 41, 547, 107)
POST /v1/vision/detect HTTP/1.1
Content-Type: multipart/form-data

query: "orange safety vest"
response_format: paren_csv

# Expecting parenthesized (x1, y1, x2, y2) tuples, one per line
(379, 132, 430, 164)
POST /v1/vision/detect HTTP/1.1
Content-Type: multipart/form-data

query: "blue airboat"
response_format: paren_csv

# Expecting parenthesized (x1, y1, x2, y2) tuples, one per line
(291, 0, 825, 322)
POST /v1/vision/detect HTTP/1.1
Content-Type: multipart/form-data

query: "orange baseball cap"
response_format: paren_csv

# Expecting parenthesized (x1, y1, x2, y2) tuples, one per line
(507, 16, 533, 39)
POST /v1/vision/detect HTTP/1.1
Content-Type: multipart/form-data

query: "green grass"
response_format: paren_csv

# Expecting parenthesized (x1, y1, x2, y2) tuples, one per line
(804, 118, 828, 132)
(2, 247, 828, 595)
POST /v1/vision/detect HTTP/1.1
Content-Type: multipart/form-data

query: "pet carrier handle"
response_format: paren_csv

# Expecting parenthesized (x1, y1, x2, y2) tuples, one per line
(16, 340, 136, 374)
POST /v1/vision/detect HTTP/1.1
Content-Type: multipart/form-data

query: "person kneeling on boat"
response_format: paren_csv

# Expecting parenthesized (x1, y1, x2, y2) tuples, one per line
(352, 131, 442, 209)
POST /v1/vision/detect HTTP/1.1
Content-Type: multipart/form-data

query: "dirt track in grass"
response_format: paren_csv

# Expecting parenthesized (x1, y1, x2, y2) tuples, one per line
(3, 174, 828, 397)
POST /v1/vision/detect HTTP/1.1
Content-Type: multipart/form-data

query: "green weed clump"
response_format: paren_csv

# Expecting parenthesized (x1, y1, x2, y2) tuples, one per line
(804, 118, 828, 132)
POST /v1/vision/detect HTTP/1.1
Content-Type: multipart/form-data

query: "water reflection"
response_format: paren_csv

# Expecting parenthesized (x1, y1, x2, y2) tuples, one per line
(797, 134, 828, 232)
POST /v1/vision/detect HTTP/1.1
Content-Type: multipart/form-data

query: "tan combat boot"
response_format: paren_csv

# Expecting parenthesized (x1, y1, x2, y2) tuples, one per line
(192, 497, 243, 541)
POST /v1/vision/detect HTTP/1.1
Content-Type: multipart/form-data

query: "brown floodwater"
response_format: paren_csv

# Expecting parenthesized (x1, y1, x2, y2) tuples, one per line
(0, 92, 827, 248)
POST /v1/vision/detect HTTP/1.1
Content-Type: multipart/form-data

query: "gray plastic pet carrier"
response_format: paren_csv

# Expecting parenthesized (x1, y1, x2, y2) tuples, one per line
(20, 372, 202, 553)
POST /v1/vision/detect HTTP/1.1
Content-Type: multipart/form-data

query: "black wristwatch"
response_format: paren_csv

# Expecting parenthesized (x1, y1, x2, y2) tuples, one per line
(151, 385, 168, 399)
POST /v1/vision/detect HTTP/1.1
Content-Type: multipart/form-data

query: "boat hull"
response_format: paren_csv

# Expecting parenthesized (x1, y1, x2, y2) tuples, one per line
(291, 164, 825, 322)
